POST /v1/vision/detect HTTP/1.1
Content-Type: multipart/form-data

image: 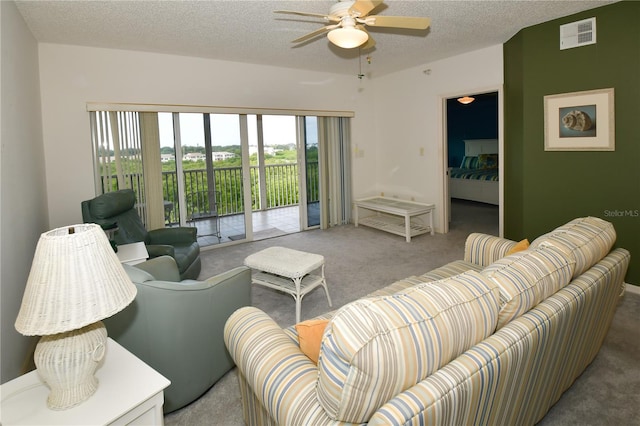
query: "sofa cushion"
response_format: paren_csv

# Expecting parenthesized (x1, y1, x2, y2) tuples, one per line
(365, 260, 483, 299)
(316, 270, 500, 423)
(481, 246, 575, 329)
(419, 259, 483, 282)
(530, 217, 615, 278)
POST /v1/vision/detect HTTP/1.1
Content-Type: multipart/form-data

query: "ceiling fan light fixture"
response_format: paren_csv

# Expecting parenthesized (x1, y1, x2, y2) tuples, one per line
(457, 96, 475, 105)
(327, 27, 369, 49)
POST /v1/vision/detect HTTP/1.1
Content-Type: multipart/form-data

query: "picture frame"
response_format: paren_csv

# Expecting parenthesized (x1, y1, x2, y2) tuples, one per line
(544, 88, 615, 151)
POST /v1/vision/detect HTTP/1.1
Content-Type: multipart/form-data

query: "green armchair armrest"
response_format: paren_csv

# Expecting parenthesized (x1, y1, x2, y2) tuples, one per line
(148, 227, 197, 245)
(145, 244, 175, 259)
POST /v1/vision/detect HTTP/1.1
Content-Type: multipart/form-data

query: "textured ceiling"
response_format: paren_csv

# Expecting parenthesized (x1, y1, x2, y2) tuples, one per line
(15, 0, 618, 77)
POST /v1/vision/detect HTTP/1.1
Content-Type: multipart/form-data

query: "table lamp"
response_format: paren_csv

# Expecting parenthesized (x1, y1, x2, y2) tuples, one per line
(14, 224, 137, 410)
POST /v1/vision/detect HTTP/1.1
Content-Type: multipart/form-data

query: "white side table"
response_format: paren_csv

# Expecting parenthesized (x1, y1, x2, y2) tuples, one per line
(1, 338, 170, 426)
(244, 246, 333, 323)
(116, 242, 149, 265)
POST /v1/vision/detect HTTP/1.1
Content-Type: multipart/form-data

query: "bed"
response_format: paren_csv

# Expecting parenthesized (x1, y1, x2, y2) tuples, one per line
(449, 139, 499, 205)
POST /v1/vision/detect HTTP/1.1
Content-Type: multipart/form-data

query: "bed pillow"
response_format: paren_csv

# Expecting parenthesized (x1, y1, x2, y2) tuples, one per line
(478, 153, 498, 169)
(460, 155, 479, 169)
(316, 270, 500, 423)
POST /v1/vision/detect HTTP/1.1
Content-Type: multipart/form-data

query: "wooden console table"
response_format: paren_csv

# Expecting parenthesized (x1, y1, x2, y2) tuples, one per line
(354, 197, 435, 242)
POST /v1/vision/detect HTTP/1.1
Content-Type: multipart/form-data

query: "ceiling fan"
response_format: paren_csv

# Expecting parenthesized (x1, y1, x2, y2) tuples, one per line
(275, 0, 431, 50)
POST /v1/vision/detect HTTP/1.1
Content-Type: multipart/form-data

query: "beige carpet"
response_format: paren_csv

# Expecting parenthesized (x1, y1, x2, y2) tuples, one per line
(164, 200, 640, 425)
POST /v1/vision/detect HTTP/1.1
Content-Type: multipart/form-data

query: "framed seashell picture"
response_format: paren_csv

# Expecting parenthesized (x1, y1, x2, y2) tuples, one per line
(544, 88, 615, 151)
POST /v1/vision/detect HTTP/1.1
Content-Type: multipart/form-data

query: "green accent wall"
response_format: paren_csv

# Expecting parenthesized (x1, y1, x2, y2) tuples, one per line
(504, 1, 640, 285)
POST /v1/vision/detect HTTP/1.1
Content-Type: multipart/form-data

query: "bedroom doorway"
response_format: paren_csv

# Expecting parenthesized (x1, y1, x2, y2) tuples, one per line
(441, 89, 503, 236)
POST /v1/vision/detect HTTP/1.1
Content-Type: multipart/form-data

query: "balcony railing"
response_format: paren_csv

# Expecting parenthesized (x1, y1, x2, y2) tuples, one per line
(102, 162, 319, 225)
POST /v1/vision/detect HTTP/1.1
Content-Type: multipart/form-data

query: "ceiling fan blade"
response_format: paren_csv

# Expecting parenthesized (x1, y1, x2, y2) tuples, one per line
(274, 10, 340, 22)
(365, 15, 431, 30)
(349, 0, 383, 18)
(292, 25, 339, 44)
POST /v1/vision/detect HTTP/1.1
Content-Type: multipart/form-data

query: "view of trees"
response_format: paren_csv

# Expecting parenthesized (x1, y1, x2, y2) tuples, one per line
(159, 144, 303, 170)
(101, 144, 318, 223)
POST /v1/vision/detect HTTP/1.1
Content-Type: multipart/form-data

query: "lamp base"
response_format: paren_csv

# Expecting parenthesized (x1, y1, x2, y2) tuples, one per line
(34, 321, 108, 410)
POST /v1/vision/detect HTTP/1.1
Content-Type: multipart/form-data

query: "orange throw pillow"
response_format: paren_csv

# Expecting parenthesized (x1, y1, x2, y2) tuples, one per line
(295, 319, 329, 364)
(506, 238, 530, 256)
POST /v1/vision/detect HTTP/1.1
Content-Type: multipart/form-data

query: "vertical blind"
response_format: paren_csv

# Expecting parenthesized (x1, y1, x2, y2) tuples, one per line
(318, 116, 352, 228)
(90, 110, 149, 226)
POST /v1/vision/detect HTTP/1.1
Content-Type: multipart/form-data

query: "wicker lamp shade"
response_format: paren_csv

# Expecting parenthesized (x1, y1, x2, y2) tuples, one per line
(15, 224, 136, 335)
(14, 224, 137, 410)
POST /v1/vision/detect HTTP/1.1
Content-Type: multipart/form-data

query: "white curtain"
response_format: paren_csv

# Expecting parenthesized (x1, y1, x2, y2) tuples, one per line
(318, 117, 352, 228)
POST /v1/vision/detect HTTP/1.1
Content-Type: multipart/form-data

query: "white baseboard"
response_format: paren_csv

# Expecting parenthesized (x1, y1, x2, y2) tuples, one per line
(625, 283, 640, 295)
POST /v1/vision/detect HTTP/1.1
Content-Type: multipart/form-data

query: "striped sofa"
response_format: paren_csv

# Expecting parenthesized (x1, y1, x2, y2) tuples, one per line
(224, 217, 630, 425)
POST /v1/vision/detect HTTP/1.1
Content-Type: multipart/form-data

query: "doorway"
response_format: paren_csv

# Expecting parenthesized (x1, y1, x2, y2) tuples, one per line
(442, 89, 503, 235)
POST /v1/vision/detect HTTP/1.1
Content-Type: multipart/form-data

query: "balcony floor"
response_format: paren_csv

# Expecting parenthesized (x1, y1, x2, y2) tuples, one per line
(193, 206, 302, 247)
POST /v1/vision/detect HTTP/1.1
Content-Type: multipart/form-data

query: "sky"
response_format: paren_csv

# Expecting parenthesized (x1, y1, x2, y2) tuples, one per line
(158, 113, 298, 148)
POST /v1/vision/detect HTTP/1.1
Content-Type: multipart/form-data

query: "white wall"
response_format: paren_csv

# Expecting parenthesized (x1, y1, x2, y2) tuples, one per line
(369, 45, 503, 232)
(1, 1, 48, 383)
(38, 44, 379, 228)
(38, 43, 502, 233)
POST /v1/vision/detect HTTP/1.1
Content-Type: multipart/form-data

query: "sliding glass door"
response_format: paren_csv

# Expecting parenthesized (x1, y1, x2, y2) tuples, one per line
(158, 112, 248, 245)
(90, 105, 351, 247)
(301, 117, 320, 228)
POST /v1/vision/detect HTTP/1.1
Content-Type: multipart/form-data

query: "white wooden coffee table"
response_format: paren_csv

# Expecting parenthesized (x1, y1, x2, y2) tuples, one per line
(244, 246, 332, 323)
(354, 196, 435, 242)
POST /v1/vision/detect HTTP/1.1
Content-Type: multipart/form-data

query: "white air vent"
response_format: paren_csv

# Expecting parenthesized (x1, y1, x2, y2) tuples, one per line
(560, 17, 596, 50)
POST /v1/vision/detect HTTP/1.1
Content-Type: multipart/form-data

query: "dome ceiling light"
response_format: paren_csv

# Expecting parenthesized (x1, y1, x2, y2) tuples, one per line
(457, 96, 475, 105)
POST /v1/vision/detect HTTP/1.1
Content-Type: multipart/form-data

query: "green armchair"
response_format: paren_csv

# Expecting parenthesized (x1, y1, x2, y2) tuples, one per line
(104, 256, 252, 413)
(81, 189, 201, 280)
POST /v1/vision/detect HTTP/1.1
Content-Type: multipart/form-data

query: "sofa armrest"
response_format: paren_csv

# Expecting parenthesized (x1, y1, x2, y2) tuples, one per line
(224, 307, 339, 425)
(148, 227, 197, 245)
(464, 233, 518, 267)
